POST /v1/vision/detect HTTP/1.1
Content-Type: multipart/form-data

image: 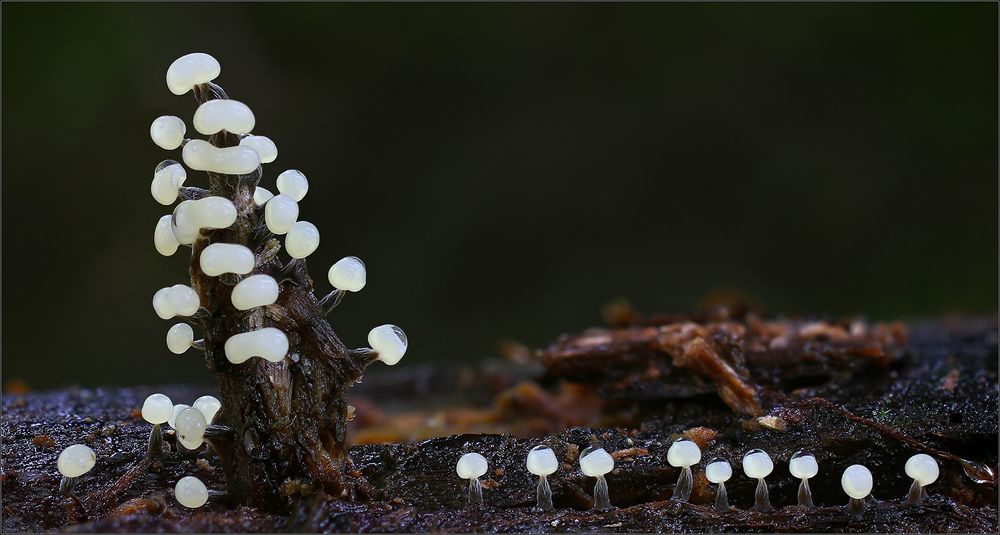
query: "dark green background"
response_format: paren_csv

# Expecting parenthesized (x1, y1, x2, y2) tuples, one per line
(3, 3, 997, 389)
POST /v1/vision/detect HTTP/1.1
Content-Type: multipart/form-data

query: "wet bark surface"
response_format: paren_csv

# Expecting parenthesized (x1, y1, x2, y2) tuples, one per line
(2, 317, 997, 532)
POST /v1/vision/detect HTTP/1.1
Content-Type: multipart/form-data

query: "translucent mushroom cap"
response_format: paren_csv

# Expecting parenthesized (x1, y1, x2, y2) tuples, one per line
(705, 460, 732, 484)
(175, 407, 207, 450)
(166, 323, 194, 354)
(150, 116, 186, 150)
(168, 404, 190, 429)
(199, 243, 254, 276)
(579, 446, 614, 477)
(175, 475, 209, 508)
(841, 464, 873, 499)
(224, 328, 289, 364)
(57, 444, 96, 478)
(240, 136, 277, 164)
(666, 439, 702, 468)
(166, 53, 220, 95)
(526, 445, 559, 476)
(789, 451, 819, 479)
(141, 393, 173, 424)
(193, 99, 255, 135)
(276, 169, 309, 201)
(456, 452, 489, 479)
(193, 395, 222, 425)
(742, 449, 774, 479)
(905, 453, 939, 486)
(264, 194, 299, 235)
(150, 161, 186, 206)
(328, 256, 367, 292)
(231, 274, 279, 311)
(285, 221, 320, 259)
(154, 215, 180, 256)
(253, 186, 274, 206)
(369, 325, 407, 365)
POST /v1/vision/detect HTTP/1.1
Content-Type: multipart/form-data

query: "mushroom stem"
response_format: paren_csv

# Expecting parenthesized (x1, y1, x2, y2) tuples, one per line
(178, 186, 209, 201)
(592, 475, 611, 510)
(904, 479, 926, 505)
(672, 466, 693, 502)
(714, 482, 729, 512)
(192, 339, 206, 351)
(797, 477, 814, 507)
(467, 477, 483, 507)
(147, 423, 163, 458)
(58, 476, 76, 497)
(752, 477, 773, 512)
(536, 475, 553, 510)
(319, 289, 346, 316)
(847, 497, 867, 517)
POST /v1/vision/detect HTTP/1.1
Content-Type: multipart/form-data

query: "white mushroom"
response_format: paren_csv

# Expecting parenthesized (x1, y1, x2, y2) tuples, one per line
(199, 243, 255, 276)
(168, 404, 190, 428)
(253, 186, 274, 206)
(285, 221, 320, 259)
(368, 325, 407, 365)
(240, 135, 277, 164)
(174, 407, 207, 450)
(264, 194, 299, 234)
(182, 139, 260, 175)
(193, 99, 256, 135)
(142, 393, 173, 458)
(705, 459, 732, 511)
(166, 53, 220, 96)
(904, 453, 939, 504)
(456, 453, 488, 507)
(328, 257, 366, 292)
(579, 446, 614, 510)
(667, 439, 701, 502)
(150, 116, 186, 150)
(172, 197, 237, 245)
(789, 451, 819, 507)
(175, 476, 209, 508)
(152, 284, 200, 319)
(526, 445, 558, 510)
(276, 169, 308, 201)
(224, 328, 289, 364)
(154, 215, 180, 256)
(150, 161, 187, 206)
(193, 395, 221, 425)
(842, 464, 873, 516)
(742, 449, 774, 512)
(231, 274, 279, 310)
(57, 444, 96, 496)
(166, 323, 194, 354)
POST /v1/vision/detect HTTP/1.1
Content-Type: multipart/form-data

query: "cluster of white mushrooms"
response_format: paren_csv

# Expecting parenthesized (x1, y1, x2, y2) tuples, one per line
(453, 442, 941, 515)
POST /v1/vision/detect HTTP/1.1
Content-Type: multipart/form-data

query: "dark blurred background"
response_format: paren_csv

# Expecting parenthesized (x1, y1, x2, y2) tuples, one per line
(3, 3, 996, 389)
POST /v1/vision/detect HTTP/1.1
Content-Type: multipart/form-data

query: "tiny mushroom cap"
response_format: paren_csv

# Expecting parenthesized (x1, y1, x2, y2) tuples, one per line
(231, 274, 280, 310)
(264, 194, 299, 234)
(142, 393, 173, 424)
(742, 449, 774, 479)
(789, 451, 819, 479)
(199, 243, 255, 276)
(168, 404, 190, 428)
(526, 445, 559, 476)
(193, 395, 222, 424)
(253, 186, 274, 206)
(175, 407, 207, 449)
(240, 135, 277, 164)
(456, 452, 489, 480)
(175, 475, 209, 508)
(182, 139, 260, 176)
(667, 439, 702, 468)
(154, 215, 180, 256)
(193, 196, 238, 230)
(166, 323, 195, 354)
(150, 161, 187, 206)
(276, 170, 309, 201)
(905, 454, 940, 486)
(193, 99, 255, 135)
(579, 446, 615, 477)
(171, 201, 201, 245)
(166, 53, 221, 96)
(57, 444, 97, 478)
(153, 284, 201, 319)
(150, 116, 186, 150)
(285, 221, 320, 259)
(705, 460, 733, 484)
(841, 464, 874, 499)
(224, 328, 289, 364)
(368, 325, 408, 365)
(328, 256, 367, 292)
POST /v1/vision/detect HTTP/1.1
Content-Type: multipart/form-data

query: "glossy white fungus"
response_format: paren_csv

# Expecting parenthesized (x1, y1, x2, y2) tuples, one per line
(166, 323, 194, 354)
(276, 170, 309, 201)
(152, 284, 200, 319)
(789, 451, 819, 479)
(328, 257, 367, 292)
(199, 243, 254, 276)
(264, 194, 299, 234)
(368, 324, 407, 366)
(168, 404, 190, 428)
(150, 116, 186, 150)
(175, 476, 209, 508)
(579, 447, 614, 477)
(240, 135, 277, 163)
(57, 444, 96, 478)
(905, 453, 939, 487)
(193, 395, 221, 424)
(841, 464, 873, 499)
(526, 446, 559, 476)
(742, 449, 774, 479)
(253, 186, 274, 206)
(141, 393, 173, 424)
(285, 221, 320, 259)
(182, 139, 260, 175)
(175, 407, 207, 450)
(231, 274, 279, 310)
(705, 460, 732, 484)
(224, 328, 289, 364)
(166, 53, 220, 96)
(171, 201, 201, 245)
(172, 197, 238, 244)
(667, 439, 702, 468)
(154, 215, 180, 256)
(456, 452, 489, 479)
(193, 99, 255, 135)
(150, 161, 187, 206)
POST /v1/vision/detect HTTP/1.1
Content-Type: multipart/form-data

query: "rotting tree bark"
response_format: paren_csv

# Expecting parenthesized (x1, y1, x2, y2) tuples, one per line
(187, 82, 375, 511)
